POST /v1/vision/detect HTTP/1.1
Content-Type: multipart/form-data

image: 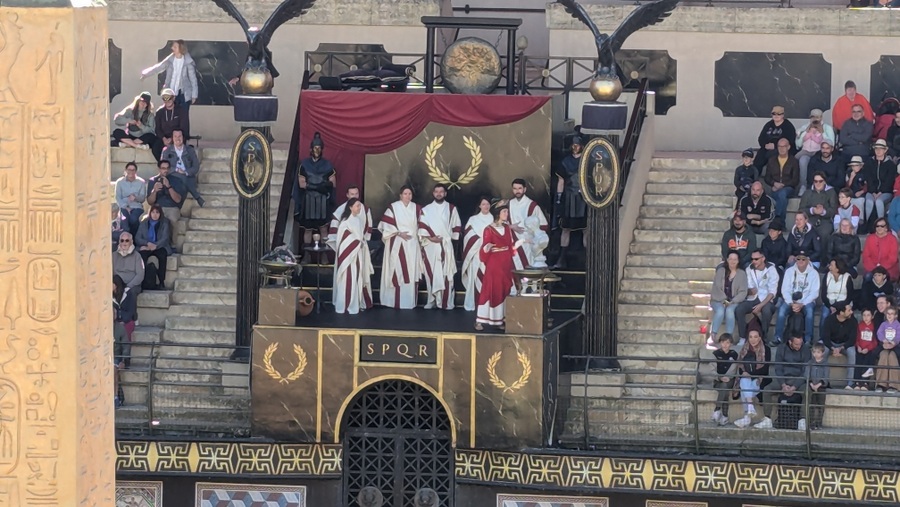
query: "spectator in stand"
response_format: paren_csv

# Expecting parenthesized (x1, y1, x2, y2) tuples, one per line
(833, 190, 861, 234)
(711, 334, 739, 426)
(799, 172, 837, 243)
(112, 232, 145, 296)
(761, 217, 789, 273)
(845, 156, 868, 228)
(113, 274, 136, 407)
(763, 138, 800, 222)
(733, 329, 771, 429)
(710, 251, 748, 344)
(786, 212, 822, 269)
(827, 218, 861, 277)
(888, 169, 900, 234)
(735, 249, 779, 343)
(111, 92, 156, 149)
(862, 217, 899, 281)
(859, 267, 894, 313)
(863, 139, 897, 223)
(886, 110, 900, 158)
(873, 97, 899, 142)
(734, 148, 758, 203)
(152, 88, 189, 162)
(721, 213, 756, 269)
(114, 162, 146, 234)
(832, 80, 874, 134)
(840, 105, 874, 163)
(805, 343, 830, 430)
(808, 141, 844, 190)
(111, 203, 128, 252)
(738, 181, 774, 235)
(134, 204, 173, 291)
(853, 308, 878, 390)
(774, 251, 820, 345)
(141, 40, 198, 125)
(874, 295, 892, 330)
(875, 306, 900, 392)
(795, 109, 835, 195)
(162, 129, 204, 208)
(755, 333, 811, 430)
(754, 105, 796, 170)
(821, 300, 857, 390)
(820, 258, 856, 331)
(146, 159, 185, 225)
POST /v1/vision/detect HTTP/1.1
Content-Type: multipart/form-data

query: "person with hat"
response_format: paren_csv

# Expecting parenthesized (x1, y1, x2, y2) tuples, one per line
(761, 217, 789, 274)
(807, 140, 844, 191)
(846, 155, 868, 226)
(795, 108, 835, 196)
(863, 139, 897, 223)
(552, 136, 587, 269)
(153, 88, 188, 162)
(112, 92, 157, 149)
(721, 213, 756, 269)
(773, 250, 820, 345)
(754, 105, 796, 170)
(294, 132, 337, 246)
(733, 149, 759, 202)
(839, 104, 874, 163)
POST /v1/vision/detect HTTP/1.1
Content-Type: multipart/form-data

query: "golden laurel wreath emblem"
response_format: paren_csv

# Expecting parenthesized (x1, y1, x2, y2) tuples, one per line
(262, 343, 308, 385)
(425, 135, 482, 189)
(486, 350, 532, 393)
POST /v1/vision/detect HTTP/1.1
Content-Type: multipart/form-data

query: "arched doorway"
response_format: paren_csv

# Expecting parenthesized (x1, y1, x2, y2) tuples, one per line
(341, 379, 453, 507)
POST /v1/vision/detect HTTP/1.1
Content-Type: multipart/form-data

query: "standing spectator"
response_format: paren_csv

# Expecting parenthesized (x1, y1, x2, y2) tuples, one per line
(840, 105, 874, 163)
(875, 306, 900, 392)
(135, 205, 172, 291)
(710, 251, 748, 343)
(761, 218, 789, 273)
(162, 129, 204, 208)
(774, 252, 820, 345)
(755, 334, 811, 430)
(735, 249, 779, 343)
(853, 308, 878, 390)
(734, 149, 758, 203)
(821, 258, 856, 330)
(795, 109, 835, 195)
(111, 92, 156, 149)
(862, 218, 899, 281)
(152, 89, 188, 162)
(114, 162, 146, 234)
(863, 139, 897, 222)
(711, 334, 739, 426)
(113, 275, 136, 407)
(111, 203, 128, 252)
(141, 40, 198, 125)
(833, 190, 862, 234)
(799, 172, 837, 244)
(146, 160, 185, 225)
(808, 141, 844, 190)
(112, 232, 145, 296)
(832, 80, 874, 133)
(821, 301, 857, 390)
(721, 214, 756, 269)
(806, 343, 830, 430)
(859, 266, 894, 312)
(786, 212, 822, 270)
(733, 329, 771, 429)
(754, 105, 797, 170)
(826, 219, 861, 277)
(763, 139, 800, 223)
(738, 181, 774, 234)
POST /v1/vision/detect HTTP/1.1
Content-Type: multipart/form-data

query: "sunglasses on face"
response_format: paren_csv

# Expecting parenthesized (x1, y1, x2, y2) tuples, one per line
(771, 112, 784, 116)
(119, 239, 132, 243)
(163, 96, 174, 102)
(813, 179, 824, 183)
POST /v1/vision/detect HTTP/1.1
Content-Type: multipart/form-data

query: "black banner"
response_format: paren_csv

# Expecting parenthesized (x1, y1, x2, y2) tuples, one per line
(359, 336, 438, 365)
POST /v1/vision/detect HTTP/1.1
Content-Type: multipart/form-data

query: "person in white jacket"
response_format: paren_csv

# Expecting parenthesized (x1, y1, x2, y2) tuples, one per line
(141, 40, 199, 116)
(774, 251, 821, 345)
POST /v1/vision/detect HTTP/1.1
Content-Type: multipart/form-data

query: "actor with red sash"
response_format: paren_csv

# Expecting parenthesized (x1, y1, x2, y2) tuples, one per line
(508, 178, 548, 269)
(377, 185, 423, 309)
(333, 198, 374, 314)
(462, 197, 494, 312)
(327, 185, 372, 251)
(419, 184, 462, 310)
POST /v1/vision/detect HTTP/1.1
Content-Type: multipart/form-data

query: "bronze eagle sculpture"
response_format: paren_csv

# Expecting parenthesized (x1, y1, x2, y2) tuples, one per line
(556, 0, 679, 84)
(210, 0, 318, 91)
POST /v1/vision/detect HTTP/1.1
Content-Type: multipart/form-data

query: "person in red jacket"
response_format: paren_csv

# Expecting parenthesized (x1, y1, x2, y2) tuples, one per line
(862, 217, 900, 281)
(832, 80, 874, 133)
(853, 308, 878, 390)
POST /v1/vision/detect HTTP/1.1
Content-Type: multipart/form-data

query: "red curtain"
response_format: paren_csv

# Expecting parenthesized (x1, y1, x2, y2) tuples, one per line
(297, 90, 551, 198)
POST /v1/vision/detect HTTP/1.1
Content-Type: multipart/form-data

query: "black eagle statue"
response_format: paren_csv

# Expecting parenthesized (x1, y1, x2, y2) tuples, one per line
(210, 0, 319, 93)
(556, 0, 678, 100)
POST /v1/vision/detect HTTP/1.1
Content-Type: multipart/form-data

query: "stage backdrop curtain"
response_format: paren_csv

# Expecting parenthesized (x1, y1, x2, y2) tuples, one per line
(297, 90, 551, 198)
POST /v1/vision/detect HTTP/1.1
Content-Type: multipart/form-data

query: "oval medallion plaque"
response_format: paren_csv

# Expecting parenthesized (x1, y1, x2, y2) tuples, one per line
(440, 37, 502, 95)
(579, 137, 620, 209)
(231, 129, 273, 199)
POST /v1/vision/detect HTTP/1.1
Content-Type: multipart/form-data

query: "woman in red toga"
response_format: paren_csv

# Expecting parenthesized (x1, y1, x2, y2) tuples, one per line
(475, 200, 520, 331)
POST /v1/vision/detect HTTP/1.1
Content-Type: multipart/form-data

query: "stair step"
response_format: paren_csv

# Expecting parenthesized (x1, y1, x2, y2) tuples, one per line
(190, 207, 239, 220)
(643, 194, 734, 208)
(171, 291, 238, 306)
(618, 343, 701, 358)
(132, 326, 163, 343)
(626, 254, 721, 268)
(153, 370, 222, 383)
(164, 330, 236, 345)
(188, 218, 237, 231)
(136, 290, 172, 309)
(619, 317, 706, 334)
(651, 157, 736, 170)
(155, 344, 235, 358)
(184, 231, 238, 243)
(174, 279, 237, 293)
(620, 279, 710, 293)
(152, 392, 249, 410)
(623, 266, 716, 281)
(201, 148, 289, 162)
(178, 254, 237, 268)
(618, 330, 702, 345)
(619, 291, 709, 306)
(166, 316, 235, 332)
(618, 358, 697, 372)
(646, 183, 735, 195)
(629, 242, 719, 256)
(633, 230, 723, 244)
(182, 242, 238, 257)
(640, 206, 733, 219)
(637, 218, 727, 232)
(619, 304, 706, 318)
(178, 266, 238, 280)
(648, 170, 733, 184)
(168, 305, 236, 318)
(626, 371, 697, 385)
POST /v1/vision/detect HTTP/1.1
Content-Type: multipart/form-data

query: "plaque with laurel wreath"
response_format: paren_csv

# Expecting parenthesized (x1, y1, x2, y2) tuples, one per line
(578, 137, 620, 209)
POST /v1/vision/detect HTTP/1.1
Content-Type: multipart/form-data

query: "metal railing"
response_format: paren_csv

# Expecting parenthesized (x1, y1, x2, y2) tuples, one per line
(619, 78, 650, 202)
(558, 355, 900, 464)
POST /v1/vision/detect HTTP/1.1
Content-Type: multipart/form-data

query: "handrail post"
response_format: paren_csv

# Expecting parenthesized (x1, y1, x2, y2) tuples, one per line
(692, 358, 701, 454)
(582, 356, 589, 448)
(147, 342, 156, 435)
(804, 366, 812, 459)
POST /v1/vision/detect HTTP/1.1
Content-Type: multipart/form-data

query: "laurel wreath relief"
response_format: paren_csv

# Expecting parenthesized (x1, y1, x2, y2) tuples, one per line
(262, 343, 308, 385)
(486, 350, 532, 393)
(425, 135, 483, 189)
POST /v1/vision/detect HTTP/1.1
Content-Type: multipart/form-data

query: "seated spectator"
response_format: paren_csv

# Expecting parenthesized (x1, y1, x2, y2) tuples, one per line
(146, 160, 185, 225)
(711, 334, 739, 426)
(826, 219, 861, 277)
(774, 251, 820, 345)
(876, 306, 900, 392)
(761, 217, 789, 272)
(888, 171, 900, 234)
(738, 181, 774, 234)
(863, 139, 897, 222)
(735, 249, 779, 342)
(112, 92, 156, 149)
(845, 156, 868, 227)
(821, 300, 857, 391)
(886, 110, 900, 158)
(754, 105, 796, 170)
(112, 232, 145, 296)
(152, 88, 189, 162)
(111, 203, 128, 252)
(859, 267, 894, 313)
(840, 105, 874, 162)
(832, 80, 874, 135)
(833, 189, 861, 234)
(756, 334, 811, 430)
(873, 97, 899, 142)
(808, 141, 844, 190)
(135, 205, 173, 291)
(720, 213, 756, 269)
(799, 172, 837, 243)
(710, 251, 748, 344)
(734, 148, 758, 203)
(162, 129, 205, 208)
(786, 212, 821, 269)
(852, 308, 878, 390)
(114, 162, 146, 234)
(806, 343, 830, 430)
(795, 109, 835, 195)
(763, 138, 800, 222)
(821, 258, 855, 328)
(733, 329, 771, 429)
(862, 217, 899, 281)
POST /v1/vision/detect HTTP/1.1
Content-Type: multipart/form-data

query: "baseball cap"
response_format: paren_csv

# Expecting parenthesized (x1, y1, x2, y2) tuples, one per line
(809, 108, 823, 118)
(795, 250, 810, 259)
(741, 148, 754, 158)
(161, 88, 176, 99)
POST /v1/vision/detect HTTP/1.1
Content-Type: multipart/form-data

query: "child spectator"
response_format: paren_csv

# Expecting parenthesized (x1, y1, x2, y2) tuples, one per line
(845, 156, 868, 231)
(734, 330, 771, 428)
(875, 306, 900, 392)
(806, 343, 830, 430)
(712, 334, 739, 426)
(853, 308, 878, 390)
(734, 149, 758, 202)
(833, 190, 862, 234)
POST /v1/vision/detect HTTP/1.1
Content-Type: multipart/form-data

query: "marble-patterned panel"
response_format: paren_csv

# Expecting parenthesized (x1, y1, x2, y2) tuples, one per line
(116, 481, 162, 507)
(157, 41, 244, 106)
(870, 56, 900, 109)
(195, 482, 306, 507)
(616, 49, 676, 115)
(320, 331, 357, 441)
(714, 52, 831, 118)
(442, 337, 474, 448)
(497, 494, 609, 507)
(109, 38, 122, 102)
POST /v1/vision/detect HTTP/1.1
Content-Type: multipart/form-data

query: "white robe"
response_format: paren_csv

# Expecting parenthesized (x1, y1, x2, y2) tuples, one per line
(378, 201, 423, 309)
(418, 201, 461, 310)
(508, 195, 548, 269)
(327, 202, 372, 250)
(462, 212, 493, 311)
(333, 216, 374, 314)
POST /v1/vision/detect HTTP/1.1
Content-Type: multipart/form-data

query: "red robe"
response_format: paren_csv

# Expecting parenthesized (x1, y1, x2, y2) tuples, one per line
(476, 224, 515, 309)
